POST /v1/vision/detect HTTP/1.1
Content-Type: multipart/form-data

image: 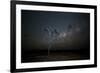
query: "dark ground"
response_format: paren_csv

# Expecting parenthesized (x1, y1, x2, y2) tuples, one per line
(21, 49, 90, 63)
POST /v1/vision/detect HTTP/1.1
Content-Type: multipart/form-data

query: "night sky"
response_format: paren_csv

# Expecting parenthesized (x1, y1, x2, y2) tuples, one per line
(21, 10, 90, 62)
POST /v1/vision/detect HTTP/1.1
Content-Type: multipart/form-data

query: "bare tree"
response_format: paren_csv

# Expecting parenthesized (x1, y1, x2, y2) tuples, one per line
(44, 26, 60, 56)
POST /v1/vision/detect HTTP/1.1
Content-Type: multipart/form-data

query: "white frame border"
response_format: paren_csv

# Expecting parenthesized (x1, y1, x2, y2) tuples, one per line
(16, 4, 95, 69)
